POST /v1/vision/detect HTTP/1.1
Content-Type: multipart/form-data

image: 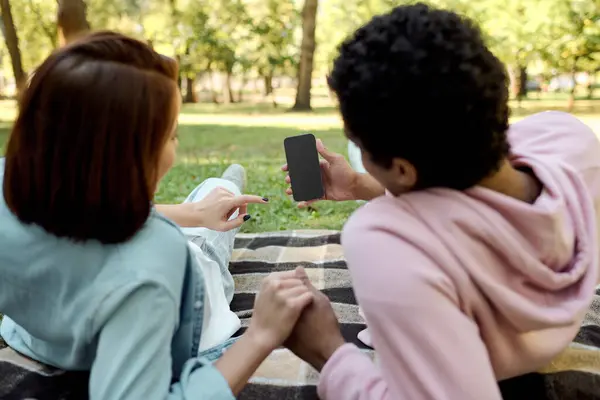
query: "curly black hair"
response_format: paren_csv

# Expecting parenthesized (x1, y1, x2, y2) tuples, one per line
(328, 3, 510, 190)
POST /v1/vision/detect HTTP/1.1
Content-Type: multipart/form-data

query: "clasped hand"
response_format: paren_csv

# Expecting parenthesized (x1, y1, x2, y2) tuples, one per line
(248, 267, 346, 372)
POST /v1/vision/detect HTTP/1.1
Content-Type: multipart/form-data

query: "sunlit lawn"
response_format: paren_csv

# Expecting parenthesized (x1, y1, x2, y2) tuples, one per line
(0, 97, 599, 233)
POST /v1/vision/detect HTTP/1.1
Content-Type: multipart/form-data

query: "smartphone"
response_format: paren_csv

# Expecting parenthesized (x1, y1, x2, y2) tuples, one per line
(284, 133, 324, 202)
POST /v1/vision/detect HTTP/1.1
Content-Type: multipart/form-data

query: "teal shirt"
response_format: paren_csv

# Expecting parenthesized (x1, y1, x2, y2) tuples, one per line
(0, 159, 235, 399)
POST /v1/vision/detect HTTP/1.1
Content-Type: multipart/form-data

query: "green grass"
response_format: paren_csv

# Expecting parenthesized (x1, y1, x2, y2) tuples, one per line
(155, 122, 359, 233)
(0, 101, 360, 233)
(1, 97, 600, 233)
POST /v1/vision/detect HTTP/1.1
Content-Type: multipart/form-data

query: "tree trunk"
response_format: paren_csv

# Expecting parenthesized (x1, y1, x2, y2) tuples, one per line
(263, 74, 273, 96)
(0, 51, 5, 98)
(509, 64, 527, 107)
(223, 71, 235, 104)
(517, 65, 527, 100)
(567, 62, 578, 112)
(184, 74, 197, 103)
(0, 0, 26, 94)
(57, 0, 90, 46)
(291, 0, 319, 111)
(587, 73, 595, 100)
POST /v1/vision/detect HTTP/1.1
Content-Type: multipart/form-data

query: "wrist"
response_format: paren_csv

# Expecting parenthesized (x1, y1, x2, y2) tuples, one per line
(349, 172, 365, 201)
(350, 173, 379, 201)
(177, 203, 201, 227)
(310, 335, 346, 372)
(155, 204, 180, 222)
(243, 327, 278, 358)
(157, 203, 200, 228)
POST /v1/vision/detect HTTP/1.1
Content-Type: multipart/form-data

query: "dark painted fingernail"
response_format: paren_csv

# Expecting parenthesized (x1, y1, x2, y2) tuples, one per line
(262, 197, 269, 202)
(243, 215, 251, 222)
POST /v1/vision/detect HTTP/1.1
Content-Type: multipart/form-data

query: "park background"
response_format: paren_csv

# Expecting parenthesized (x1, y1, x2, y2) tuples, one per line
(0, 0, 598, 233)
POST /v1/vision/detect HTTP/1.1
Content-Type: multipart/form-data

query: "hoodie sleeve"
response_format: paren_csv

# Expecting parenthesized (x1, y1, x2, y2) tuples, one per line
(317, 227, 502, 400)
(509, 111, 600, 272)
(508, 111, 600, 193)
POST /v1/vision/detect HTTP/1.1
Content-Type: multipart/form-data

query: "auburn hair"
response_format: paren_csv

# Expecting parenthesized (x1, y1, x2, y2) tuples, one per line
(3, 31, 179, 244)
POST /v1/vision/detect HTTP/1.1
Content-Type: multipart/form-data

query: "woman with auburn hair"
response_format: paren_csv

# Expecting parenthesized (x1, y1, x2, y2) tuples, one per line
(0, 31, 313, 399)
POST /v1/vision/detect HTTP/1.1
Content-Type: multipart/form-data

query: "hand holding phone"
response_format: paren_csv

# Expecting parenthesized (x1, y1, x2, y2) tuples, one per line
(283, 133, 325, 202)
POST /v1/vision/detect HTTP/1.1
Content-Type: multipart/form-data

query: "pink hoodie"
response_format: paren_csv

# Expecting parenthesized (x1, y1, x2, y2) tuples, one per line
(318, 112, 600, 399)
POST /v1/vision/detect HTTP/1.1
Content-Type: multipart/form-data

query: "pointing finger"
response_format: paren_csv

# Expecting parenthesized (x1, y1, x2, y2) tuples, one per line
(230, 195, 269, 207)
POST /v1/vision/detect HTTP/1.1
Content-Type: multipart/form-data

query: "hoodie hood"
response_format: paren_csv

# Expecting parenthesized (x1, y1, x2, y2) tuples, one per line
(387, 138, 599, 378)
(465, 153, 597, 330)
(398, 154, 597, 324)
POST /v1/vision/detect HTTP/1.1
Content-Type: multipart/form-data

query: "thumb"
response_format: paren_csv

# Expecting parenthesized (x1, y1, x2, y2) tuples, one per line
(221, 213, 250, 231)
(316, 139, 339, 163)
(295, 266, 316, 290)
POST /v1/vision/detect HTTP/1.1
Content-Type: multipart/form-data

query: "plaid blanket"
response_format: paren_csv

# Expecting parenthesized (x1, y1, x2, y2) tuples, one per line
(0, 230, 599, 399)
(232, 230, 373, 399)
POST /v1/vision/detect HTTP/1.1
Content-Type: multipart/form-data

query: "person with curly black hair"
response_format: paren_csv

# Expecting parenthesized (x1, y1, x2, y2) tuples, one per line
(282, 3, 600, 399)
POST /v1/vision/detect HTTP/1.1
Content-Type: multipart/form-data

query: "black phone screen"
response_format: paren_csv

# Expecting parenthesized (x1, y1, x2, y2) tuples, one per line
(284, 133, 324, 202)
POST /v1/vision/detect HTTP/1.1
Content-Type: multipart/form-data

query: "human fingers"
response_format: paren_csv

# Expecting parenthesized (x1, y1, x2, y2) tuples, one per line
(219, 213, 251, 231)
(281, 164, 289, 172)
(267, 269, 306, 282)
(294, 267, 311, 285)
(278, 286, 314, 311)
(316, 140, 341, 163)
(229, 195, 269, 208)
(295, 267, 320, 293)
(259, 276, 307, 297)
(297, 199, 320, 208)
(277, 283, 312, 298)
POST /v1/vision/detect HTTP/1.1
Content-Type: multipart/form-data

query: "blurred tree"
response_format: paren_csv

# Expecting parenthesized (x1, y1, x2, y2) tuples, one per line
(57, 0, 90, 45)
(211, 0, 251, 104)
(0, 0, 595, 109)
(541, 0, 600, 110)
(292, 0, 319, 111)
(0, 0, 26, 93)
(11, 0, 56, 71)
(172, 0, 254, 104)
(246, 0, 298, 103)
(316, 0, 379, 76)
(27, 0, 58, 48)
(316, 0, 487, 86)
(482, 0, 554, 104)
(86, 0, 141, 35)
